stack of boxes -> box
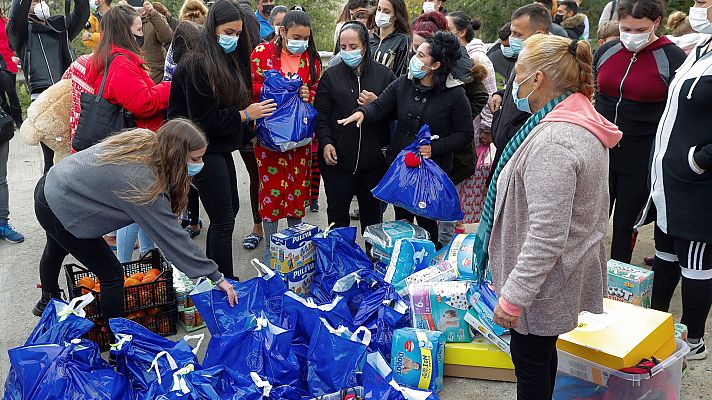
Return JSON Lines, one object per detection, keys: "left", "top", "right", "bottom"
{"left": 269, "top": 223, "right": 320, "bottom": 297}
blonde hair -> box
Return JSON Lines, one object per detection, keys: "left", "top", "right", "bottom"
{"left": 179, "top": 0, "right": 209, "bottom": 24}
{"left": 96, "top": 119, "right": 207, "bottom": 215}
{"left": 518, "top": 34, "right": 594, "bottom": 99}
{"left": 597, "top": 21, "right": 620, "bottom": 42}
{"left": 667, "top": 11, "right": 692, "bottom": 37}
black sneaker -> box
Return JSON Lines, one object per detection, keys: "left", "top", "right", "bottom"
{"left": 32, "top": 289, "right": 66, "bottom": 317}
{"left": 310, "top": 200, "right": 319, "bottom": 213}
{"left": 688, "top": 339, "right": 708, "bottom": 360}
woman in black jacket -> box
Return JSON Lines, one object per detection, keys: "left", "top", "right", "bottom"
{"left": 340, "top": 31, "right": 474, "bottom": 248}
{"left": 315, "top": 21, "right": 396, "bottom": 233}
{"left": 167, "top": 0, "right": 275, "bottom": 279}
{"left": 371, "top": 0, "right": 411, "bottom": 75}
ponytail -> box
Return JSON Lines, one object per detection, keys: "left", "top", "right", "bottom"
{"left": 447, "top": 11, "right": 478, "bottom": 43}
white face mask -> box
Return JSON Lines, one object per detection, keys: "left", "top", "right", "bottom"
{"left": 619, "top": 28, "right": 654, "bottom": 53}
{"left": 689, "top": 5, "right": 712, "bottom": 34}
{"left": 375, "top": 11, "right": 392, "bottom": 28}
{"left": 33, "top": 1, "right": 51, "bottom": 21}
{"left": 422, "top": 1, "right": 436, "bottom": 13}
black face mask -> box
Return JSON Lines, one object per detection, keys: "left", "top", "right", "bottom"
{"left": 554, "top": 14, "right": 564, "bottom": 24}
{"left": 262, "top": 4, "right": 274, "bottom": 16}
{"left": 135, "top": 35, "right": 145, "bottom": 47}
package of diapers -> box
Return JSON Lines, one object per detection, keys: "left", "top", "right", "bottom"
{"left": 409, "top": 281, "right": 473, "bottom": 343}
{"left": 384, "top": 239, "right": 436, "bottom": 284}
{"left": 365, "top": 221, "right": 430, "bottom": 258}
{"left": 391, "top": 328, "right": 445, "bottom": 393}
{"left": 394, "top": 261, "right": 459, "bottom": 297}
{"left": 443, "top": 234, "right": 478, "bottom": 279}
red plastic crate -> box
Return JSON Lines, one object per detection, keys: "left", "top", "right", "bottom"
{"left": 64, "top": 249, "right": 175, "bottom": 320}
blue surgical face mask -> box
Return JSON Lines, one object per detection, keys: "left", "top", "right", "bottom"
{"left": 187, "top": 162, "right": 204, "bottom": 177}
{"left": 286, "top": 38, "right": 309, "bottom": 55}
{"left": 512, "top": 73, "right": 536, "bottom": 114}
{"left": 501, "top": 45, "right": 514, "bottom": 58}
{"left": 341, "top": 48, "right": 363, "bottom": 68}
{"left": 409, "top": 55, "right": 428, "bottom": 79}
{"left": 218, "top": 34, "right": 238, "bottom": 53}
{"left": 508, "top": 36, "right": 524, "bottom": 56}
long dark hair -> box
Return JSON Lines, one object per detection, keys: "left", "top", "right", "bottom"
{"left": 383, "top": 0, "right": 410, "bottom": 35}
{"left": 425, "top": 31, "right": 461, "bottom": 90}
{"left": 275, "top": 10, "right": 321, "bottom": 83}
{"left": 93, "top": 5, "right": 143, "bottom": 73}
{"left": 182, "top": 0, "right": 252, "bottom": 109}
{"left": 171, "top": 20, "right": 204, "bottom": 65}
{"left": 335, "top": 20, "right": 372, "bottom": 63}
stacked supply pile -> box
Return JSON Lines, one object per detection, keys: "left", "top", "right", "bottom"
{"left": 364, "top": 221, "right": 430, "bottom": 266}
{"left": 174, "top": 267, "right": 206, "bottom": 332}
{"left": 269, "top": 222, "right": 320, "bottom": 296}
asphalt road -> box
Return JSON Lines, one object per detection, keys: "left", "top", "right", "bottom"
{"left": 1, "top": 134, "right": 710, "bottom": 398}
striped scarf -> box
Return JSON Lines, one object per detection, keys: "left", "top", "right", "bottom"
{"left": 473, "top": 92, "right": 571, "bottom": 282}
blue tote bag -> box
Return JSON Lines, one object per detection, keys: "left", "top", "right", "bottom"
{"left": 256, "top": 69, "right": 317, "bottom": 152}
{"left": 372, "top": 125, "right": 464, "bottom": 222}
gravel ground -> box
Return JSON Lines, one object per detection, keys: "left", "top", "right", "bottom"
{"left": 1, "top": 135, "right": 710, "bottom": 398}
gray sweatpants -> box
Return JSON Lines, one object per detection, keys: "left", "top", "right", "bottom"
{"left": 0, "top": 140, "right": 9, "bottom": 222}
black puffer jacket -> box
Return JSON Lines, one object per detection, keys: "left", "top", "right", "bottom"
{"left": 314, "top": 56, "right": 396, "bottom": 173}
{"left": 359, "top": 75, "right": 474, "bottom": 173}
{"left": 7, "top": 0, "right": 88, "bottom": 94}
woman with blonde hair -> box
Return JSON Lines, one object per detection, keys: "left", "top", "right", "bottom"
{"left": 666, "top": 11, "right": 704, "bottom": 55}
{"left": 33, "top": 119, "right": 237, "bottom": 328}
{"left": 180, "top": 0, "right": 209, "bottom": 25}
{"left": 472, "top": 34, "right": 622, "bottom": 398}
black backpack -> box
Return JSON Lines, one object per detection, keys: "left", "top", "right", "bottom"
{"left": 0, "top": 106, "right": 14, "bottom": 144}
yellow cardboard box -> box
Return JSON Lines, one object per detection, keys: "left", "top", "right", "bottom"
{"left": 557, "top": 298, "right": 675, "bottom": 370}
{"left": 444, "top": 338, "right": 515, "bottom": 382}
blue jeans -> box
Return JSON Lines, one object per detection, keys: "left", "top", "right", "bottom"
{"left": 116, "top": 223, "right": 155, "bottom": 263}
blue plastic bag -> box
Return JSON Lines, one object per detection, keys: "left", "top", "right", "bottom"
{"left": 311, "top": 226, "right": 373, "bottom": 303}
{"left": 24, "top": 294, "right": 95, "bottom": 346}
{"left": 190, "top": 259, "right": 287, "bottom": 334}
{"left": 144, "top": 357, "right": 272, "bottom": 400}
{"left": 362, "top": 352, "right": 438, "bottom": 400}
{"left": 203, "top": 314, "right": 301, "bottom": 389}
{"left": 282, "top": 290, "right": 354, "bottom": 346}
{"left": 109, "top": 318, "right": 202, "bottom": 396}
{"left": 353, "top": 284, "right": 411, "bottom": 362}
{"left": 332, "top": 269, "right": 389, "bottom": 316}
{"left": 391, "top": 328, "right": 446, "bottom": 393}
{"left": 372, "top": 125, "right": 464, "bottom": 222}
{"left": 6, "top": 339, "right": 129, "bottom": 400}
{"left": 256, "top": 69, "right": 317, "bottom": 152}
{"left": 307, "top": 318, "right": 372, "bottom": 397}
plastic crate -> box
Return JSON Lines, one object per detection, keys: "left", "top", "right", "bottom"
{"left": 554, "top": 338, "right": 689, "bottom": 400}
{"left": 64, "top": 249, "right": 175, "bottom": 320}
{"left": 87, "top": 305, "right": 178, "bottom": 351}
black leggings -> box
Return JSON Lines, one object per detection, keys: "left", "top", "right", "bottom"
{"left": 608, "top": 137, "right": 654, "bottom": 263}
{"left": 321, "top": 164, "right": 384, "bottom": 233}
{"left": 394, "top": 206, "right": 441, "bottom": 249}
{"left": 239, "top": 149, "right": 261, "bottom": 225}
{"left": 187, "top": 186, "right": 200, "bottom": 226}
{"left": 193, "top": 152, "right": 239, "bottom": 279}
{"left": 510, "top": 330, "right": 559, "bottom": 400}
{"left": 0, "top": 71, "right": 22, "bottom": 125}
{"left": 651, "top": 225, "right": 712, "bottom": 339}
{"left": 34, "top": 176, "right": 125, "bottom": 323}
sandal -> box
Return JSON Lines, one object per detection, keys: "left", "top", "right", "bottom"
{"left": 243, "top": 233, "right": 263, "bottom": 250}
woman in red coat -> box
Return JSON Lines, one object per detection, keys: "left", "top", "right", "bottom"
{"left": 84, "top": 4, "right": 171, "bottom": 133}
{"left": 84, "top": 4, "right": 170, "bottom": 264}
{"left": 250, "top": 9, "right": 321, "bottom": 263}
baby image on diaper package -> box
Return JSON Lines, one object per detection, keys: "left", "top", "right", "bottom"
{"left": 409, "top": 281, "right": 473, "bottom": 343}
{"left": 391, "top": 328, "right": 446, "bottom": 393}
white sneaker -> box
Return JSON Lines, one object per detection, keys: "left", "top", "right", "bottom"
{"left": 687, "top": 339, "right": 708, "bottom": 361}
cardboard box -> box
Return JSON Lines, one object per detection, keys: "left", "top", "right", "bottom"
{"left": 557, "top": 298, "right": 675, "bottom": 370}
{"left": 278, "top": 261, "right": 315, "bottom": 297}
{"left": 269, "top": 223, "right": 319, "bottom": 274}
{"left": 607, "top": 259, "right": 654, "bottom": 308}
{"left": 444, "top": 338, "right": 515, "bottom": 382}
{"left": 464, "top": 309, "right": 511, "bottom": 354}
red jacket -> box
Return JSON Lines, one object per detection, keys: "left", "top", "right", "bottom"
{"left": 85, "top": 45, "right": 170, "bottom": 132}
{"left": 250, "top": 39, "right": 321, "bottom": 103}
{"left": 0, "top": 18, "right": 18, "bottom": 74}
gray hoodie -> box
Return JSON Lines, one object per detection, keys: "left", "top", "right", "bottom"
{"left": 44, "top": 146, "right": 221, "bottom": 282}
